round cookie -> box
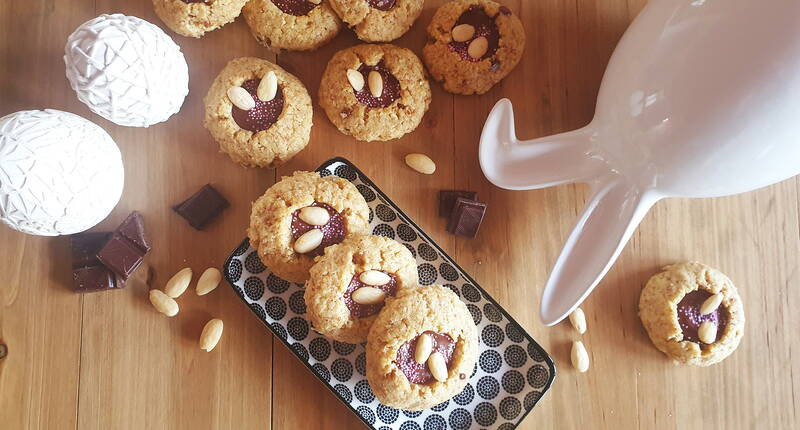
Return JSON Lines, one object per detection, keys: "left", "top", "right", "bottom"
{"left": 242, "top": 0, "right": 342, "bottom": 51}
{"left": 319, "top": 43, "right": 431, "bottom": 141}
{"left": 152, "top": 0, "right": 248, "bottom": 38}
{"left": 329, "top": 0, "right": 423, "bottom": 42}
{"left": 367, "top": 285, "right": 479, "bottom": 410}
{"left": 305, "top": 234, "right": 418, "bottom": 343}
{"left": 422, "top": 0, "right": 525, "bottom": 95}
{"left": 204, "top": 57, "right": 313, "bottom": 168}
{"left": 639, "top": 262, "right": 745, "bottom": 366}
{"left": 248, "top": 171, "right": 370, "bottom": 283}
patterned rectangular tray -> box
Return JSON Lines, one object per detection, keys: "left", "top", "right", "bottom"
{"left": 223, "top": 157, "right": 555, "bottom": 430}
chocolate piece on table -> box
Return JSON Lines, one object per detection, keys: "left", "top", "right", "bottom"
{"left": 446, "top": 197, "right": 487, "bottom": 238}
{"left": 173, "top": 184, "right": 229, "bottom": 230}
{"left": 70, "top": 232, "right": 124, "bottom": 293}
{"left": 116, "top": 211, "right": 151, "bottom": 252}
{"left": 96, "top": 211, "right": 151, "bottom": 279}
{"left": 71, "top": 232, "right": 111, "bottom": 268}
{"left": 439, "top": 190, "right": 478, "bottom": 217}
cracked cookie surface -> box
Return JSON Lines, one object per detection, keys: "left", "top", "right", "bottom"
{"left": 243, "top": 0, "right": 342, "bottom": 51}
{"left": 329, "top": 0, "right": 423, "bottom": 42}
{"left": 153, "top": 0, "right": 248, "bottom": 38}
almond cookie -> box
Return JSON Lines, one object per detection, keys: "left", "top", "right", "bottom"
{"left": 242, "top": 0, "right": 342, "bottom": 51}
{"left": 248, "top": 171, "right": 370, "bottom": 283}
{"left": 422, "top": 0, "right": 525, "bottom": 95}
{"left": 639, "top": 262, "right": 745, "bottom": 366}
{"left": 152, "top": 0, "right": 248, "bottom": 38}
{"left": 204, "top": 57, "right": 313, "bottom": 168}
{"left": 319, "top": 43, "right": 431, "bottom": 141}
{"left": 305, "top": 234, "right": 418, "bottom": 343}
{"left": 367, "top": 285, "right": 479, "bottom": 410}
{"left": 329, "top": 0, "right": 423, "bottom": 42}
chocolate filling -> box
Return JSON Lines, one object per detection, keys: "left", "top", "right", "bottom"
{"left": 394, "top": 332, "right": 456, "bottom": 385}
{"left": 343, "top": 271, "right": 398, "bottom": 317}
{"left": 290, "top": 202, "right": 347, "bottom": 256}
{"left": 271, "top": 0, "right": 318, "bottom": 16}
{"left": 231, "top": 79, "right": 285, "bottom": 132}
{"left": 353, "top": 62, "right": 401, "bottom": 108}
{"left": 448, "top": 6, "right": 500, "bottom": 61}
{"left": 367, "top": 0, "right": 396, "bottom": 11}
{"left": 677, "top": 290, "right": 728, "bottom": 343}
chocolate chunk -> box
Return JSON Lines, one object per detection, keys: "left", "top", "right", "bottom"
{"left": 70, "top": 231, "right": 124, "bottom": 293}
{"left": 116, "top": 211, "right": 151, "bottom": 253}
{"left": 96, "top": 236, "right": 145, "bottom": 280}
{"left": 368, "top": 0, "right": 396, "bottom": 11}
{"left": 71, "top": 232, "right": 111, "bottom": 268}
{"left": 173, "top": 184, "right": 229, "bottom": 230}
{"left": 439, "top": 190, "right": 478, "bottom": 217}
{"left": 73, "top": 265, "right": 124, "bottom": 293}
{"left": 271, "top": 0, "right": 318, "bottom": 17}
{"left": 446, "top": 197, "right": 487, "bottom": 238}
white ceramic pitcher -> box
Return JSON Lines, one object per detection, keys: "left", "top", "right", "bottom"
{"left": 479, "top": 0, "right": 800, "bottom": 325}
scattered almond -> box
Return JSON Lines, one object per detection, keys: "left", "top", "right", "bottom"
{"left": 451, "top": 24, "right": 476, "bottom": 42}
{"left": 414, "top": 334, "right": 433, "bottom": 364}
{"left": 351, "top": 287, "right": 386, "bottom": 305}
{"left": 569, "top": 308, "right": 587, "bottom": 334}
{"left": 293, "top": 229, "right": 323, "bottom": 254}
{"left": 404, "top": 153, "right": 436, "bottom": 174}
{"left": 467, "top": 36, "right": 489, "bottom": 59}
{"left": 346, "top": 68, "right": 364, "bottom": 92}
{"left": 571, "top": 340, "right": 589, "bottom": 372}
{"left": 227, "top": 86, "right": 256, "bottom": 110}
{"left": 359, "top": 270, "right": 391, "bottom": 286}
{"left": 368, "top": 70, "right": 383, "bottom": 98}
{"left": 427, "top": 351, "right": 448, "bottom": 382}
{"left": 698, "top": 321, "right": 717, "bottom": 344}
{"left": 299, "top": 206, "right": 330, "bottom": 226}
{"left": 149, "top": 289, "right": 179, "bottom": 317}
{"left": 196, "top": 267, "right": 222, "bottom": 296}
{"left": 164, "top": 267, "right": 193, "bottom": 298}
{"left": 257, "top": 70, "right": 278, "bottom": 101}
{"left": 199, "top": 318, "right": 224, "bottom": 352}
{"left": 700, "top": 293, "right": 723, "bottom": 315}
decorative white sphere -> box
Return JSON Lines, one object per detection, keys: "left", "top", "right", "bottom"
{"left": 64, "top": 14, "right": 189, "bottom": 128}
{"left": 0, "top": 110, "right": 124, "bottom": 236}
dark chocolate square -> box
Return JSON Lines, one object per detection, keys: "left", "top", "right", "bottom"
{"left": 446, "top": 197, "right": 487, "bottom": 238}
{"left": 439, "top": 190, "right": 478, "bottom": 217}
{"left": 173, "top": 184, "right": 229, "bottom": 230}
{"left": 70, "top": 232, "right": 111, "bottom": 268}
{"left": 72, "top": 265, "right": 124, "bottom": 293}
{"left": 96, "top": 235, "right": 145, "bottom": 280}
{"left": 116, "top": 211, "right": 151, "bottom": 253}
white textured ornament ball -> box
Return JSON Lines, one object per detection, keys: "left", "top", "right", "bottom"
{"left": 64, "top": 14, "right": 189, "bottom": 127}
{"left": 0, "top": 110, "right": 124, "bottom": 236}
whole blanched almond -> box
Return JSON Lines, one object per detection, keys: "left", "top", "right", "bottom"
{"left": 359, "top": 270, "right": 391, "bottom": 286}
{"left": 299, "top": 206, "right": 330, "bottom": 226}
{"left": 309, "top": 0, "right": 322, "bottom": 4}
{"left": 467, "top": 36, "right": 489, "bottom": 59}
{"left": 199, "top": 318, "right": 224, "bottom": 352}
{"left": 227, "top": 86, "right": 256, "bottom": 110}
{"left": 196, "top": 267, "right": 222, "bottom": 296}
{"left": 405, "top": 153, "right": 436, "bottom": 174}
{"left": 368, "top": 70, "right": 383, "bottom": 98}
{"left": 571, "top": 340, "right": 589, "bottom": 372}
{"left": 164, "top": 267, "right": 193, "bottom": 298}
{"left": 414, "top": 334, "right": 433, "bottom": 364}
{"left": 346, "top": 68, "right": 364, "bottom": 91}
{"left": 698, "top": 321, "right": 717, "bottom": 344}
{"left": 569, "top": 308, "right": 587, "bottom": 334}
{"left": 257, "top": 70, "right": 278, "bottom": 101}
{"left": 427, "top": 351, "right": 448, "bottom": 382}
{"left": 351, "top": 287, "right": 386, "bottom": 305}
{"left": 700, "top": 293, "right": 723, "bottom": 315}
{"left": 451, "top": 24, "right": 475, "bottom": 42}
{"left": 293, "top": 229, "right": 323, "bottom": 254}
{"left": 149, "top": 289, "right": 179, "bottom": 317}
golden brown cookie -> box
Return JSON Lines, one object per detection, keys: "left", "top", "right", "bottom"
{"left": 367, "top": 285, "right": 479, "bottom": 410}
{"left": 204, "top": 57, "right": 313, "bottom": 168}
{"left": 152, "top": 0, "right": 248, "bottom": 38}
{"left": 329, "top": 0, "right": 423, "bottom": 42}
{"left": 242, "top": 0, "right": 342, "bottom": 51}
{"left": 248, "top": 171, "right": 370, "bottom": 283}
{"left": 305, "top": 234, "right": 418, "bottom": 343}
{"left": 319, "top": 43, "right": 431, "bottom": 141}
{"left": 639, "top": 262, "right": 745, "bottom": 366}
{"left": 423, "top": 0, "right": 525, "bottom": 95}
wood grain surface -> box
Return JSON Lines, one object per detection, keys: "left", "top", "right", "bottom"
{"left": 1, "top": 0, "right": 798, "bottom": 429}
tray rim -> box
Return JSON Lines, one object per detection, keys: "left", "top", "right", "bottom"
{"left": 222, "top": 156, "right": 556, "bottom": 429}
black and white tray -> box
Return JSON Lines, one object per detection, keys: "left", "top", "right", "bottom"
{"left": 223, "top": 158, "right": 555, "bottom": 430}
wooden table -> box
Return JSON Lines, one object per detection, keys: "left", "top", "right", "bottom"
{"left": 1, "top": 0, "right": 798, "bottom": 428}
